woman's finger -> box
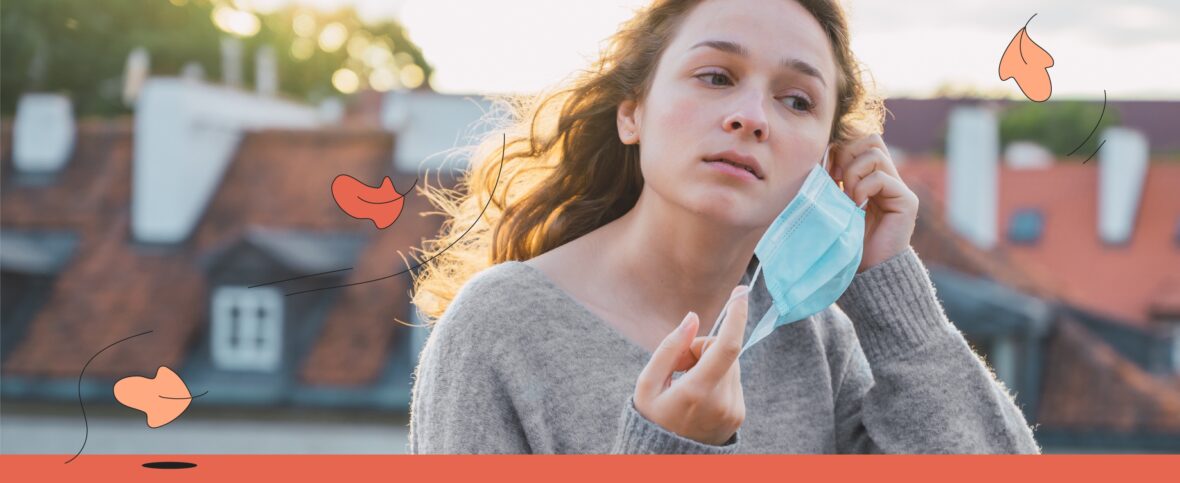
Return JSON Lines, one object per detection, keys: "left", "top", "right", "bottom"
{"left": 636, "top": 312, "right": 698, "bottom": 402}
{"left": 668, "top": 337, "right": 712, "bottom": 375}
{"left": 839, "top": 147, "right": 896, "bottom": 203}
{"left": 690, "top": 337, "right": 714, "bottom": 363}
{"left": 714, "top": 342, "right": 744, "bottom": 395}
{"left": 684, "top": 285, "right": 749, "bottom": 387}
{"left": 830, "top": 133, "right": 886, "bottom": 178}
{"left": 850, "top": 170, "right": 911, "bottom": 210}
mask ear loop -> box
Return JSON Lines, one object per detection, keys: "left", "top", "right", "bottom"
{"left": 707, "top": 262, "right": 762, "bottom": 340}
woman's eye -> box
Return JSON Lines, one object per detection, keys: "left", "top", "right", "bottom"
{"left": 780, "top": 95, "right": 814, "bottom": 112}
{"left": 696, "top": 72, "right": 732, "bottom": 87}
{"left": 696, "top": 71, "right": 814, "bottom": 113}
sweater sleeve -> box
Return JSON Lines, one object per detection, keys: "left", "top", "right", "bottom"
{"left": 830, "top": 246, "right": 1042, "bottom": 454}
{"left": 611, "top": 395, "right": 741, "bottom": 454}
{"left": 407, "top": 282, "right": 531, "bottom": 454}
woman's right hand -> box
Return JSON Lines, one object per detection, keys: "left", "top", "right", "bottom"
{"left": 632, "top": 285, "right": 750, "bottom": 446}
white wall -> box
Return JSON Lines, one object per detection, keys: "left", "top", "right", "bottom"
{"left": 132, "top": 78, "right": 320, "bottom": 243}
{"left": 1098, "top": 127, "right": 1149, "bottom": 245}
{"left": 946, "top": 106, "right": 999, "bottom": 250}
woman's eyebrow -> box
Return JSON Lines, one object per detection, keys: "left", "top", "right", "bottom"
{"left": 689, "top": 39, "right": 826, "bottom": 88}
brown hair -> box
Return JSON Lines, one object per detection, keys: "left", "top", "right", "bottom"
{"left": 409, "top": 0, "right": 883, "bottom": 322}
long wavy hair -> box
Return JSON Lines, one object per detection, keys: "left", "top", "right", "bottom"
{"left": 409, "top": 0, "right": 884, "bottom": 323}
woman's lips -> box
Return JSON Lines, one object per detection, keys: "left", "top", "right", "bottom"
{"left": 703, "top": 159, "right": 761, "bottom": 182}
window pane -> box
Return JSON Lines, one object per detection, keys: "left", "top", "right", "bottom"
{"left": 210, "top": 286, "right": 283, "bottom": 372}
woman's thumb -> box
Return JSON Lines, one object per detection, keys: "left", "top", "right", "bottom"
{"left": 636, "top": 312, "right": 697, "bottom": 401}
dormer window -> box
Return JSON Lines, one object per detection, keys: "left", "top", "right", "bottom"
{"left": 211, "top": 286, "right": 283, "bottom": 372}
{"left": 1008, "top": 208, "right": 1044, "bottom": 245}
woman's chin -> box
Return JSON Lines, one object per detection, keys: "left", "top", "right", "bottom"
{"left": 675, "top": 189, "right": 762, "bottom": 227}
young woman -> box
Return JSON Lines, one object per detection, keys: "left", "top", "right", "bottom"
{"left": 407, "top": 0, "right": 1040, "bottom": 454}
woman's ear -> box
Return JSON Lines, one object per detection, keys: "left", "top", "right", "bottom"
{"left": 825, "top": 142, "right": 841, "bottom": 179}
{"left": 617, "top": 99, "right": 641, "bottom": 145}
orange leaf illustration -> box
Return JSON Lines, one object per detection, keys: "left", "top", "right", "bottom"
{"left": 331, "top": 174, "right": 409, "bottom": 229}
{"left": 113, "top": 366, "right": 196, "bottom": 428}
{"left": 999, "top": 14, "right": 1054, "bottom": 102}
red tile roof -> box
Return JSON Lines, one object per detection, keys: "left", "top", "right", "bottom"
{"left": 2, "top": 119, "right": 205, "bottom": 379}
{"left": 899, "top": 160, "right": 1180, "bottom": 329}
{"left": 2, "top": 120, "right": 444, "bottom": 387}
{"left": 191, "top": 128, "right": 438, "bottom": 386}
{"left": 901, "top": 167, "right": 1062, "bottom": 301}
{"left": 1038, "top": 315, "right": 1180, "bottom": 433}
{"left": 900, "top": 162, "right": 1180, "bottom": 434}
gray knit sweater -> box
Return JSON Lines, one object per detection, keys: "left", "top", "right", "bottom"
{"left": 408, "top": 246, "right": 1041, "bottom": 454}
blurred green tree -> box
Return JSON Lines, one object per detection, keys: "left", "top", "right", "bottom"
{"left": 1, "top": 0, "right": 433, "bottom": 117}
{"left": 999, "top": 99, "right": 1121, "bottom": 158}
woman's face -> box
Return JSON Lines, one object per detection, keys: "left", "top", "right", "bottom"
{"left": 619, "top": 0, "right": 840, "bottom": 229}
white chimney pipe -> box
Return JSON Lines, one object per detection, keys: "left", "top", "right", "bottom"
{"left": 132, "top": 78, "right": 320, "bottom": 243}
{"left": 255, "top": 45, "right": 277, "bottom": 97}
{"left": 13, "top": 94, "right": 75, "bottom": 174}
{"left": 221, "top": 37, "right": 243, "bottom": 87}
{"left": 1098, "top": 127, "right": 1149, "bottom": 245}
{"left": 123, "top": 47, "right": 150, "bottom": 106}
{"left": 946, "top": 105, "right": 999, "bottom": 249}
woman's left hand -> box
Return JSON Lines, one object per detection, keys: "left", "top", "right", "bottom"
{"left": 828, "top": 133, "right": 919, "bottom": 274}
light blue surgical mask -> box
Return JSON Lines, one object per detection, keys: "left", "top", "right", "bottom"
{"left": 708, "top": 146, "right": 867, "bottom": 355}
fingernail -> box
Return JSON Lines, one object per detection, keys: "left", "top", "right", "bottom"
{"left": 732, "top": 285, "right": 750, "bottom": 299}
{"left": 679, "top": 312, "right": 697, "bottom": 332}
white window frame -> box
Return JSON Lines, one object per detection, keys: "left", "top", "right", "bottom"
{"left": 211, "top": 285, "right": 283, "bottom": 372}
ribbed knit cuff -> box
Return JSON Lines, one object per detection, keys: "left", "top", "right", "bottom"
{"left": 836, "top": 246, "right": 955, "bottom": 366}
{"left": 610, "top": 396, "right": 740, "bottom": 454}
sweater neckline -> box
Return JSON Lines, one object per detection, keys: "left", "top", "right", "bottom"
{"left": 508, "top": 260, "right": 764, "bottom": 360}
{"left": 510, "top": 261, "right": 658, "bottom": 360}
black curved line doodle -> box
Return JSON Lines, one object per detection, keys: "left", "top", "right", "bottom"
{"left": 358, "top": 176, "right": 417, "bottom": 204}
{"left": 248, "top": 267, "right": 353, "bottom": 288}
{"left": 159, "top": 390, "right": 209, "bottom": 400}
{"left": 1019, "top": 13, "right": 1037, "bottom": 64}
{"left": 1084, "top": 139, "right": 1106, "bottom": 164}
{"left": 1068, "top": 89, "right": 1107, "bottom": 158}
{"left": 283, "top": 133, "right": 507, "bottom": 297}
{"left": 66, "top": 330, "right": 153, "bottom": 464}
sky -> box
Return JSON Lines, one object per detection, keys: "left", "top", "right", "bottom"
{"left": 257, "top": 0, "right": 1180, "bottom": 100}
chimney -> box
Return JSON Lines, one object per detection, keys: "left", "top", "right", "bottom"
{"left": 1098, "top": 127, "right": 1149, "bottom": 245}
{"left": 255, "top": 45, "right": 277, "bottom": 97}
{"left": 132, "top": 78, "right": 321, "bottom": 243}
{"left": 946, "top": 105, "right": 999, "bottom": 249}
{"left": 122, "top": 47, "right": 150, "bottom": 106}
{"left": 13, "top": 93, "right": 75, "bottom": 174}
{"left": 221, "top": 37, "right": 243, "bottom": 87}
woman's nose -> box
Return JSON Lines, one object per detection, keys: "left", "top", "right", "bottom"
{"left": 722, "top": 98, "right": 769, "bottom": 142}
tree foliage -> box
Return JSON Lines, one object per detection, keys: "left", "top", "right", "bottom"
{"left": 999, "top": 99, "right": 1121, "bottom": 158}
{"left": 1, "top": 0, "right": 433, "bottom": 117}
